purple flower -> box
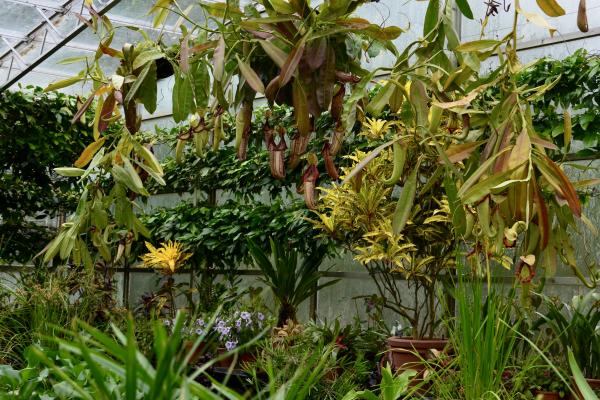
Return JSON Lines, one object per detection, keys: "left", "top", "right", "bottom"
{"left": 225, "top": 341, "right": 238, "bottom": 351}
{"left": 240, "top": 312, "right": 251, "bottom": 320}
{"left": 163, "top": 320, "right": 172, "bottom": 327}
{"left": 236, "top": 319, "right": 242, "bottom": 328}
{"left": 195, "top": 328, "right": 204, "bottom": 335}
{"left": 257, "top": 312, "right": 265, "bottom": 321}
{"left": 196, "top": 319, "right": 205, "bottom": 327}
{"left": 217, "top": 319, "right": 226, "bottom": 327}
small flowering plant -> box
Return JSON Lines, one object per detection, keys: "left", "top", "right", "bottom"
{"left": 162, "top": 310, "right": 272, "bottom": 352}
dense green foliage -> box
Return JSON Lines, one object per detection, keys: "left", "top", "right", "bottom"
{"left": 142, "top": 198, "right": 325, "bottom": 270}
{"left": 519, "top": 49, "right": 600, "bottom": 154}
{"left": 148, "top": 105, "right": 367, "bottom": 199}
{"left": 0, "top": 87, "right": 93, "bottom": 263}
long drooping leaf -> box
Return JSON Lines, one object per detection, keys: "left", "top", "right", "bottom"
{"left": 259, "top": 39, "right": 288, "bottom": 68}
{"left": 342, "top": 139, "right": 398, "bottom": 185}
{"left": 392, "top": 165, "right": 418, "bottom": 235}
{"left": 456, "top": 0, "right": 474, "bottom": 19}
{"left": 75, "top": 137, "right": 107, "bottom": 168}
{"left": 279, "top": 39, "right": 306, "bottom": 86}
{"left": 292, "top": 79, "right": 310, "bottom": 136}
{"left": 533, "top": 153, "right": 581, "bottom": 217}
{"left": 536, "top": 0, "right": 566, "bottom": 17}
{"left": 236, "top": 55, "right": 265, "bottom": 94}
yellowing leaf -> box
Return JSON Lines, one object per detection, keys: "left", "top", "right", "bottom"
{"left": 518, "top": 7, "right": 557, "bottom": 36}
{"left": 455, "top": 39, "right": 500, "bottom": 52}
{"left": 563, "top": 110, "right": 572, "bottom": 152}
{"left": 536, "top": 0, "right": 565, "bottom": 17}
{"left": 74, "top": 137, "right": 106, "bottom": 168}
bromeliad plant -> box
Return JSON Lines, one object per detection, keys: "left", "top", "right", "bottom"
{"left": 140, "top": 241, "right": 192, "bottom": 319}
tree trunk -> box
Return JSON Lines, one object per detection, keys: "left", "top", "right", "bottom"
{"left": 277, "top": 303, "right": 297, "bottom": 327}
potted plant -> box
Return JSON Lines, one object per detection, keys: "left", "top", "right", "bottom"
{"left": 247, "top": 237, "right": 338, "bottom": 326}
{"left": 526, "top": 366, "right": 570, "bottom": 400}
{"left": 535, "top": 291, "right": 600, "bottom": 398}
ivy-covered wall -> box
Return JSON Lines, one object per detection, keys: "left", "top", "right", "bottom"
{"left": 0, "top": 87, "right": 93, "bottom": 264}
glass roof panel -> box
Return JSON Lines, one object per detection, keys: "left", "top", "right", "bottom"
{"left": 1, "top": 0, "right": 599, "bottom": 94}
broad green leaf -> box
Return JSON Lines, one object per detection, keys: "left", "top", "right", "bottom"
{"left": 457, "top": 146, "right": 512, "bottom": 198}
{"left": 134, "top": 142, "right": 164, "bottom": 175}
{"left": 124, "top": 61, "right": 152, "bottom": 106}
{"left": 569, "top": 349, "right": 599, "bottom": 400}
{"left": 423, "top": 0, "right": 440, "bottom": 37}
{"left": 191, "top": 61, "right": 210, "bottom": 108}
{"left": 138, "top": 61, "right": 158, "bottom": 114}
{"left": 269, "top": 0, "right": 295, "bottom": 14}
{"left": 460, "top": 168, "right": 516, "bottom": 204}
{"left": 172, "top": 71, "right": 194, "bottom": 123}
{"left": 132, "top": 49, "right": 164, "bottom": 70}
{"left": 456, "top": 0, "right": 474, "bottom": 19}
{"left": 366, "top": 81, "right": 395, "bottom": 116}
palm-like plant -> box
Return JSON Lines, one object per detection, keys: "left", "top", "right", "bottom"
{"left": 247, "top": 238, "right": 338, "bottom": 326}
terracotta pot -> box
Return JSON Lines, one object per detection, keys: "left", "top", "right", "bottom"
{"left": 183, "top": 340, "right": 208, "bottom": 365}
{"left": 386, "top": 336, "right": 449, "bottom": 372}
{"left": 570, "top": 377, "right": 600, "bottom": 400}
{"left": 216, "top": 348, "right": 256, "bottom": 369}
{"left": 533, "top": 390, "right": 561, "bottom": 400}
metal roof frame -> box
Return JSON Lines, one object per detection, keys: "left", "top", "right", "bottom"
{"left": 0, "top": 0, "right": 123, "bottom": 92}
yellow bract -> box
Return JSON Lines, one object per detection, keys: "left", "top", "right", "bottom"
{"left": 140, "top": 241, "right": 192, "bottom": 274}
{"left": 360, "top": 117, "right": 396, "bottom": 141}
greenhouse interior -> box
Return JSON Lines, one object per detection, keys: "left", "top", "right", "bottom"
{"left": 1, "top": 0, "right": 600, "bottom": 398}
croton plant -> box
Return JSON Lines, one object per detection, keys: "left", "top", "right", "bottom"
{"left": 43, "top": 0, "right": 597, "bottom": 306}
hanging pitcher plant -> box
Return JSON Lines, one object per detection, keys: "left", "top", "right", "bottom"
{"left": 312, "top": 0, "right": 598, "bottom": 314}
{"left": 42, "top": 17, "right": 167, "bottom": 267}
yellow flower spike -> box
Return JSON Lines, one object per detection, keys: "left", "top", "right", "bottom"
{"left": 140, "top": 240, "right": 192, "bottom": 275}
